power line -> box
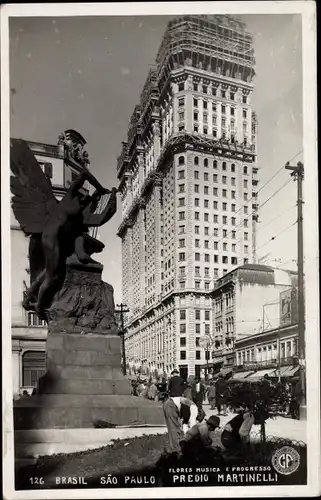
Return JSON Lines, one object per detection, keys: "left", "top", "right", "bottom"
{"left": 255, "top": 204, "right": 296, "bottom": 233}
{"left": 248, "top": 221, "right": 297, "bottom": 261}
{"left": 195, "top": 149, "right": 303, "bottom": 254}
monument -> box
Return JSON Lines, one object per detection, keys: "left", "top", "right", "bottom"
{"left": 12, "top": 133, "right": 164, "bottom": 430}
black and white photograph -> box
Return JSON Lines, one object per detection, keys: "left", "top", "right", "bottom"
{"left": 1, "top": 2, "right": 319, "bottom": 498}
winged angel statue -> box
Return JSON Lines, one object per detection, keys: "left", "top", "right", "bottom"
{"left": 10, "top": 138, "right": 117, "bottom": 320}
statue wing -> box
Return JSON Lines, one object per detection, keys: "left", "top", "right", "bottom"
{"left": 10, "top": 138, "right": 58, "bottom": 234}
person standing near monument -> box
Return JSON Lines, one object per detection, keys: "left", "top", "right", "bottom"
{"left": 168, "top": 369, "right": 186, "bottom": 409}
{"left": 215, "top": 374, "right": 228, "bottom": 416}
{"left": 207, "top": 380, "right": 216, "bottom": 410}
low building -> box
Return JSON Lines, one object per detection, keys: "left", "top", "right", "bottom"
{"left": 234, "top": 323, "right": 299, "bottom": 381}
{"left": 208, "top": 264, "right": 298, "bottom": 372}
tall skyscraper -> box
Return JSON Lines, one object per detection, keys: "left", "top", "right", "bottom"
{"left": 117, "top": 15, "right": 258, "bottom": 379}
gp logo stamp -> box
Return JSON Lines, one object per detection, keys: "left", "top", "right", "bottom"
{"left": 271, "top": 446, "right": 300, "bottom": 475}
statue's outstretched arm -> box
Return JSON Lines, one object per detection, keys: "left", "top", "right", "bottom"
{"left": 85, "top": 188, "right": 117, "bottom": 227}
{"left": 69, "top": 168, "right": 107, "bottom": 195}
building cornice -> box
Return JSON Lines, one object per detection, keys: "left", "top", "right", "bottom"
{"left": 235, "top": 324, "right": 298, "bottom": 348}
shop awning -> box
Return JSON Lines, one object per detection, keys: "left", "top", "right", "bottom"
{"left": 271, "top": 365, "right": 301, "bottom": 378}
{"left": 246, "top": 368, "right": 276, "bottom": 381}
{"left": 232, "top": 371, "right": 254, "bottom": 381}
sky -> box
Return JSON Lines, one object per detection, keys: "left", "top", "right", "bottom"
{"left": 9, "top": 14, "right": 303, "bottom": 304}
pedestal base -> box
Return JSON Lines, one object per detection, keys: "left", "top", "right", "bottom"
{"left": 14, "top": 333, "right": 164, "bottom": 428}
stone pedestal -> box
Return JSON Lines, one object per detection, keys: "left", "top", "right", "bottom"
{"left": 14, "top": 265, "right": 165, "bottom": 430}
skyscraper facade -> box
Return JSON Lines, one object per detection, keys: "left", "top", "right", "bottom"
{"left": 117, "top": 15, "right": 258, "bottom": 379}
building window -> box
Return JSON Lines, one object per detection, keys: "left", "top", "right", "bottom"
{"left": 232, "top": 244, "right": 236, "bottom": 252}
{"left": 214, "top": 243, "right": 218, "bottom": 251}
{"left": 213, "top": 160, "right": 217, "bottom": 169}
{"left": 179, "top": 211, "right": 185, "bottom": 220}
{"left": 244, "top": 180, "right": 248, "bottom": 189}
{"left": 231, "top": 191, "right": 236, "bottom": 199}
{"left": 193, "top": 98, "right": 198, "bottom": 107}
{"left": 179, "top": 238, "right": 185, "bottom": 248}
{"left": 244, "top": 219, "right": 248, "bottom": 228}
{"left": 213, "top": 215, "right": 218, "bottom": 223}
{"left": 41, "top": 162, "right": 53, "bottom": 179}
{"left": 205, "top": 310, "right": 210, "bottom": 321}
{"left": 180, "top": 310, "right": 186, "bottom": 320}
{"left": 204, "top": 186, "right": 209, "bottom": 195}
{"left": 178, "top": 82, "right": 185, "bottom": 91}
{"left": 178, "top": 170, "right": 185, "bottom": 179}
{"left": 195, "top": 212, "right": 200, "bottom": 220}
{"left": 231, "top": 177, "right": 236, "bottom": 186}
{"left": 179, "top": 184, "right": 185, "bottom": 193}
{"left": 178, "top": 111, "right": 185, "bottom": 121}
{"left": 213, "top": 188, "right": 218, "bottom": 196}
{"left": 243, "top": 109, "right": 247, "bottom": 118}
{"left": 204, "top": 200, "right": 209, "bottom": 209}
{"left": 194, "top": 156, "right": 199, "bottom": 166}
{"left": 180, "top": 337, "right": 186, "bottom": 347}
{"left": 194, "top": 125, "right": 199, "bottom": 133}
{"left": 214, "top": 254, "right": 218, "bottom": 263}
{"left": 204, "top": 158, "right": 209, "bottom": 167}
{"left": 222, "top": 105, "right": 226, "bottom": 114}
{"left": 194, "top": 111, "right": 199, "bottom": 121}
{"left": 195, "top": 225, "right": 200, "bottom": 234}
{"left": 22, "top": 351, "right": 46, "bottom": 387}
{"left": 204, "top": 267, "right": 209, "bottom": 277}
{"left": 195, "top": 266, "right": 200, "bottom": 276}
{"left": 195, "top": 281, "right": 200, "bottom": 289}
{"left": 213, "top": 201, "right": 218, "bottom": 210}
{"left": 179, "top": 198, "right": 185, "bottom": 206}
{"left": 180, "top": 323, "right": 186, "bottom": 334}
{"left": 203, "top": 113, "right": 208, "bottom": 123}
{"left": 213, "top": 228, "right": 218, "bottom": 236}
{"left": 194, "top": 184, "right": 199, "bottom": 193}
{"left": 222, "top": 202, "right": 227, "bottom": 211}
{"left": 179, "top": 252, "right": 186, "bottom": 261}
{"left": 179, "top": 266, "right": 185, "bottom": 275}
{"left": 178, "top": 124, "right": 185, "bottom": 132}
{"left": 195, "top": 309, "right": 201, "bottom": 320}
{"left": 244, "top": 245, "right": 248, "bottom": 254}
{"left": 196, "top": 351, "right": 201, "bottom": 360}
{"left": 244, "top": 232, "right": 248, "bottom": 241}
{"left": 180, "top": 351, "right": 186, "bottom": 360}
{"left": 243, "top": 166, "right": 248, "bottom": 175}
{"left": 179, "top": 225, "right": 185, "bottom": 234}
{"left": 223, "top": 243, "right": 227, "bottom": 251}
{"left": 178, "top": 97, "right": 185, "bottom": 107}
{"left": 222, "top": 256, "right": 228, "bottom": 264}
{"left": 231, "top": 217, "right": 236, "bottom": 226}
{"left": 244, "top": 193, "right": 248, "bottom": 201}
{"left": 223, "top": 229, "right": 227, "bottom": 237}
{"left": 204, "top": 172, "right": 209, "bottom": 182}
{"left": 204, "top": 240, "right": 209, "bottom": 249}
{"left": 222, "top": 190, "right": 227, "bottom": 198}
{"left": 243, "top": 95, "right": 247, "bottom": 104}
{"left": 231, "top": 163, "right": 236, "bottom": 172}
{"left": 195, "top": 252, "right": 200, "bottom": 261}
{"left": 231, "top": 257, "right": 238, "bottom": 265}
{"left": 204, "top": 254, "right": 210, "bottom": 262}
{"left": 194, "top": 171, "right": 199, "bottom": 179}
{"left": 230, "top": 106, "right": 235, "bottom": 114}
{"left": 244, "top": 206, "right": 248, "bottom": 214}
{"left": 194, "top": 198, "right": 200, "bottom": 207}
{"left": 203, "top": 127, "right": 208, "bottom": 134}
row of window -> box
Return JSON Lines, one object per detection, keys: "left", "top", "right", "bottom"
{"left": 179, "top": 173, "right": 252, "bottom": 188}
{"left": 179, "top": 323, "right": 211, "bottom": 334}
{"left": 179, "top": 238, "right": 245, "bottom": 252}
{"left": 177, "top": 156, "right": 255, "bottom": 174}
{"left": 177, "top": 83, "right": 248, "bottom": 103}
{"left": 179, "top": 309, "right": 211, "bottom": 321}
{"left": 178, "top": 252, "right": 244, "bottom": 263}
{"left": 179, "top": 226, "right": 249, "bottom": 239}
{"left": 178, "top": 210, "right": 251, "bottom": 224}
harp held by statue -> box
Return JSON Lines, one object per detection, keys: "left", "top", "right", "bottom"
{"left": 88, "top": 191, "right": 111, "bottom": 240}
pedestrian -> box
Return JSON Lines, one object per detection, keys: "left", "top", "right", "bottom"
{"left": 184, "top": 382, "right": 193, "bottom": 401}
{"left": 207, "top": 380, "right": 216, "bottom": 410}
{"left": 215, "top": 374, "right": 228, "bottom": 416}
{"left": 192, "top": 377, "right": 205, "bottom": 411}
{"left": 179, "top": 415, "right": 221, "bottom": 461}
{"left": 180, "top": 396, "right": 199, "bottom": 433}
{"left": 163, "top": 397, "right": 184, "bottom": 454}
{"left": 220, "top": 407, "right": 260, "bottom": 453}
{"left": 148, "top": 380, "right": 157, "bottom": 401}
{"left": 168, "top": 369, "right": 186, "bottom": 410}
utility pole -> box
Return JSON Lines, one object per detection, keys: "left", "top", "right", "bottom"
{"left": 115, "top": 303, "right": 130, "bottom": 376}
{"left": 285, "top": 161, "right": 305, "bottom": 419}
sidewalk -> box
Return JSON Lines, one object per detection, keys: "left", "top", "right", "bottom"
{"left": 203, "top": 404, "right": 307, "bottom": 443}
